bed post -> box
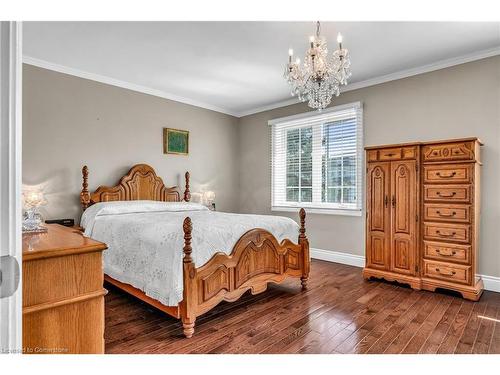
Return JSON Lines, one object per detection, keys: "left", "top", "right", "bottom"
{"left": 181, "top": 217, "right": 197, "bottom": 338}
{"left": 184, "top": 171, "right": 191, "bottom": 202}
{"left": 299, "top": 208, "right": 310, "bottom": 290}
{"left": 80, "top": 165, "right": 91, "bottom": 211}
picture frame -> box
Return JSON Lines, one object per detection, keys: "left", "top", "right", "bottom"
{"left": 163, "top": 128, "right": 189, "bottom": 155}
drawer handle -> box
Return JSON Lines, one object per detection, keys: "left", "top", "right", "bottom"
{"left": 436, "top": 210, "right": 456, "bottom": 217}
{"left": 432, "top": 151, "right": 438, "bottom": 156}
{"left": 435, "top": 268, "right": 456, "bottom": 276}
{"left": 436, "top": 230, "right": 456, "bottom": 237}
{"left": 385, "top": 153, "right": 395, "bottom": 157}
{"left": 436, "top": 171, "right": 457, "bottom": 178}
{"left": 436, "top": 191, "right": 456, "bottom": 198}
{"left": 435, "top": 249, "right": 457, "bottom": 256}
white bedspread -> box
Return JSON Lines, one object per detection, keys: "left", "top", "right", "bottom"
{"left": 81, "top": 201, "right": 299, "bottom": 306}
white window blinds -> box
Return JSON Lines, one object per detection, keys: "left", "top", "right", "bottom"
{"left": 270, "top": 102, "right": 363, "bottom": 214}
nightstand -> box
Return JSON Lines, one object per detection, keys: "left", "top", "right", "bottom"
{"left": 22, "top": 224, "right": 107, "bottom": 354}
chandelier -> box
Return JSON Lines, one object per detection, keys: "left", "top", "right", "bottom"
{"left": 284, "top": 21, "right": 352, "bottom": 110}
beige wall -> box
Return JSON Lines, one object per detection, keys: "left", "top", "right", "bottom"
{"left": 238, "top": 56, "right": 500, "bottom": 277}
{"left": 23, "top": 64, "right": 240, "bottom": 222}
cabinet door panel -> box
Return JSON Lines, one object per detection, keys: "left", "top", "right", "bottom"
{"left": 390, "top": 160, "right": 417, "bottom": 275}
{"left": 366, "top": 163, "right": 391, "bottom": 270}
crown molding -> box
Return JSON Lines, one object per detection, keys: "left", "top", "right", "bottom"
{"left": 24, "top": 46, "right": 500, "bottom": 119}
{"left": 239, "top": 46, "right": 500, "bottom": 117}
{"left": 237, "top": 97, "right": 301, "bottom": 118}
{"left": 22, "top": 56, "right": 239, "bottom": 117}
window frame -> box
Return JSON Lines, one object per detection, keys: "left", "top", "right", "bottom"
{"left": 269, "top": 102, "right": 364, "bottom": 216}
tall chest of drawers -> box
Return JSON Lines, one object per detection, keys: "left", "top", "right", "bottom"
{"left": 364, "top": 138, "right": 483, "bottom": 301}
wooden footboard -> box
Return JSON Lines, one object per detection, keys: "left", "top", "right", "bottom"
{"left": 180, "top": 209, "right": 310, "bottom": 338}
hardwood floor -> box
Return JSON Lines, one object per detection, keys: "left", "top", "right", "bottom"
{"left": 104, "top": 260, "right": 500, "bottom": 354}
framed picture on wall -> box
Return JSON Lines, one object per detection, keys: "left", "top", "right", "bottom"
{"left": 163, "top": 128, "right": 189, "bottom": 155}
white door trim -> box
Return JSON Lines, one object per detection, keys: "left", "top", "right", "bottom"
{"left": 0, "top": 21, "right": 22, "bottom": 354}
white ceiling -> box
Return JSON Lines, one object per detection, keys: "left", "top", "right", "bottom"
{"left": 23, "top": 22, "right": 500, "bottom": 117}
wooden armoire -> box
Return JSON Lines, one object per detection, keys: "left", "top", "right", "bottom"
{"left": 363, "top": 138, "right": 483, "bottom": 301}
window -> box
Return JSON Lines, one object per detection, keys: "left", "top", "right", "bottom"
{"left": 270, "top": 102, "right": 363, "bottom": 215}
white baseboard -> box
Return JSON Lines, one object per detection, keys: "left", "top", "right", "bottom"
{"left": 480, "top": 275, "right": 500, "bottom": 293}
{"left": 311, "top": 248, "right": 365, "bottom": 268}
{"left": 310, "top": 248, "right": 500, "bottom": 293}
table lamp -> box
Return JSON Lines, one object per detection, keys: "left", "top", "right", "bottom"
{"left": 22, "top": 187, "right": 47, "bottom": 233}
{"left": 203, "top": 191, "right": 216, "bottom": 211}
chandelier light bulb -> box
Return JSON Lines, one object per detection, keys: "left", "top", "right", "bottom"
{"left": 337, "top": 32, "right": 343, "bottom": 44}
{"left": 295, "top": 58, "right": 300, "bottom": 65}
{"left": 288, "top": 48, "right": 294, "bottom": 56}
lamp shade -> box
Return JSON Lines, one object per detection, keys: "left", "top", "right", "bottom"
{"left": 23, "top": 187, "right": 46, "bottom": 209}
{"left": 204, "top": 191, "right": 216, "bottom": 202}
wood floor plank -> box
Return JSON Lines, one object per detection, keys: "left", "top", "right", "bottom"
{"left": 384, "top": 293, "right": 441, "bottom": 354}
{"left": 347, "top": 289, "right": 417, "bottom": 354}
{"left": 366, "top": 292, "right": 430, "bottom": 354}
{"left": 400, "top": 295, "right": 453, "bottom": 354}
{"left": 331, "top": 287, "right": 409, "bottom": 354}
{"left": 419, "top": 297, "right": 463, "bottom": 354}
{"left": 436, "top": 300, "right": 475, "bottom": 354}
{"left": 103, "top": 260, "right": 500, "bottom": 354}
{"left": 488, "top": 303, "right": 500, "bottom": 354}
{"left": 472, "top": 294, "right": 497, "bottom": 353}
{"left": 454, "top": 292, "right": 489, "bottom": 354}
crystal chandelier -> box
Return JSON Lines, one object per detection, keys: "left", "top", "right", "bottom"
{"left": 284, "top": 21, "right": 352, "bottom": 110}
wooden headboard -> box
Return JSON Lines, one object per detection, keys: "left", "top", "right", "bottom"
{"left": 80, "top": 164, "right": 191, "bottom": 211}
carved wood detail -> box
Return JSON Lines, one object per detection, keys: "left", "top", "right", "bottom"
{"left": 391, "top": 160, "right": 416, "bottom": 275}
{"left": 422, "top": 141, "right": 475, "bottom": 162}
{"left": 366, "top": 162, "right": 391, "bottom": 270}
{"left": 192, "top": 229, "right": 305, "bottom": 316}
{"left": 80, "top": 164, "right": 191, "bottom": 211}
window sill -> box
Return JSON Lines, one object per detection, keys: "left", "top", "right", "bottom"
{"left": 271, "top": 206, "right": 363, "bottom": 217}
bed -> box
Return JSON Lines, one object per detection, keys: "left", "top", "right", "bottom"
{"left": 79, "top": 164, "right": 310, "bottom": 338}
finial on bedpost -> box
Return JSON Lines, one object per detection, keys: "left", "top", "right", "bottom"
{"left": 80, "top": 165, "right": 91, "bottom": 211}
{"left": 183, "top": 217, "right": 193, "bottom": 263}
{"left": 299, "top": 208, "right": 306, "bottom": 240}
{"left": 298, "top": 208, "right": 309, "bottom": 290}
{"left": 184, "top": 171, "right": 191, "bottom": 202}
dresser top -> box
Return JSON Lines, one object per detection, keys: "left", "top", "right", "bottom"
{"left": 23, "top": 224, "right": 107, "bottom": 261}
{"left": 365, "top": 137, "right": 483, "bottom": 150}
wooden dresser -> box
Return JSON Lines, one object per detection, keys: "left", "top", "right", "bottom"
{"left": 22, "top": 224, "right": 107, "bottom": 354}
{"left": 363, "top": 138, "right": 483, "bottom": 300}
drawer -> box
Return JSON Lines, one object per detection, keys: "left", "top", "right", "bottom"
{"left": 424, "top": 241, "right": 471, "bottom": 264}
{"left": 423, "top": 260, "right": 471, "bottom": 285}
{"left": 423, "top": 222, "right": 470, "bottom": 244}
{"left": 422, "top": 141, "right": 475, "bottom": 162}
{"left": 367, "top": 150, "right": 378, "bottom": 162}
{"left": 423, "top": 203, "right": 471, "bottom": 223}
{"left": 367, "top": 146, "right": 417, "bottom": 161}
{"left": 423, "top": 164, "right": 472, "bottom": 184}
{"left": 424, "top": 185, "right": 471, "bottom": 203}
